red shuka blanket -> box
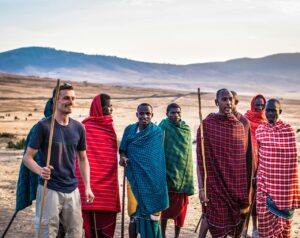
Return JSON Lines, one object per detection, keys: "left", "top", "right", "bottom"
{"left": 197, "top": 113, "right": 249, "bottom": 237}
{"left": 76, "top": 95, "right": 120, "bottom": 212}
{"left": 256, "top": 120, "right": 300, "bottom": 210}
{"left": 244, "top": 94, "right": 267, "bottom": 166}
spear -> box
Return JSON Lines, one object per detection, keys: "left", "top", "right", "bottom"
{"left": 37, "top": 79, "right": 61, "bottom": 238}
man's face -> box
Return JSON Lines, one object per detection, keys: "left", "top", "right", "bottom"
{"left": 102, "top": 99, "right": 113, "bottom": 116}
{"left": 136, "top": 106, "right": 153, "bottom": 129}
{"left": 167, "top": 107, "right": 181, "bottom": 123}
{"left": 57, "top": 89, "right": 75, "bottom": 115}
{"left": 231, "top": 97, "right": 238, "bottom": 113}
{"left": 216, "top": 90, "right": 233, "bottom": 116}
{"left": 265, "top": 101, "right": 281, "bottom": 123}
{"left": 254, "top": 97, "right": 265, "bottom": 112}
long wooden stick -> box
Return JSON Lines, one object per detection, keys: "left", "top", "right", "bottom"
{"left": 197, "top": 88, "right": 208, "bottom": 206}
{"left": 1, "top": 211, "right": 17, "bottom": 238}
{"left": 121, "top": 167, "right": 126, "bottom": 238}
{"left": 194, "top": 213, "right": 203, "bottom": 233}
{"left": 37, "top": 79, "right": 61, "bottom": 238}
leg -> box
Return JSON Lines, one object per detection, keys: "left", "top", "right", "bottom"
{"left": 82, "top": 211, "right": 92, "bottom": 238}
{"left": 160, "top": 219, "right": 167, "bottom": 238}
{"left": 251, "top": 216, "right": 258, "bottom": 238}
{"left": 174, "top": 225, "right": 181, "bottom": 238}
{"left": 129, "top": 216, "right": 137, "bottom": 238}
{"left": 61, "top": 188, "right": 83, "bottom": 238}
{"left": 198, "top": 216, "right": 209, "bottom": 238}
{"left": 251, "top": 200, "right": 258, "bottom": 238}
{"left": 35, "top": 185, "right": 61, "bottom": 238}
{"left": 57, "top": 220, "right": 66, "bottom": 238}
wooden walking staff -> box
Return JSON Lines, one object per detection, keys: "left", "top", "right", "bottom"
{"left": 194, "top": 88, "right": 209, "bottom": 235}
{"left": 121, "top": 167, "right": 126, "bottom": 238}
{"left": 197, "top": 88, "right": 209, "bottom": 206}
{"left": 37, "top": 79, "right": 61, "bottom": 238}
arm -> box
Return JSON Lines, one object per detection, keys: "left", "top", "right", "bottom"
{"left": 77, "top": 150, "right": 94, "bottom": 203}
{"left": 119, "top": 126, "right": 130, "bottom": 167}
{"left": 23, "top": 146, "right": 52, "bottom": 180}
{"left": 119, "top": 152, "right": 129, "bottom": 167}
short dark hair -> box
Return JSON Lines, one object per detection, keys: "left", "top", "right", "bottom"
{"left": 267, "top": 98, "right": 281, "bottom": 108}
{"left": 137, "top": 103, "right": 153, "bottom": 111}
{"left": 100, "top": 94, "right": 111, "bottom": 107}
{"left": 166, "top": 103, "right": 181, "bottom": 113}
{"left": 52, "top": 82, "right": 73, "bottom": 99}
{"left": 216, "top": 88, "right": 229, "bottom": 100}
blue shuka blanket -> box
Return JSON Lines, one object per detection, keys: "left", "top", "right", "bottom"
{"left": 119, "top": 122, "right": 169, "bottom": 238}
{"left": 15, "top": 99, "right": 53, "bottom": 212}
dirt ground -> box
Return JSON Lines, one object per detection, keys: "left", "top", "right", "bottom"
{"left": 0, "top": 74, "right": 299, "bottom": 237}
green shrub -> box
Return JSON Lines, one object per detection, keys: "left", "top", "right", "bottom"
{"left": 7, "top": 138, "right": 26, "bottom": 149}
{"left": 0, "top": 132, "right": 16, "bottom": 138}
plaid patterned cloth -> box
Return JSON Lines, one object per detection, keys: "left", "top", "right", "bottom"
{"left": 233, "top": 111, "right": 253, "bottom": 194}
{"left": 159, "top": 118, "right": 194, "bottom": 196}
{"left": 197, "top": 113, "right": 249, "bottom": 237}
{"left": 256, "top": 120, "right": 300, "bottom": 237}
{"left": 256, "top": 189, "right": 293, "bottom": 238}
{"left": 76, "top": 95, "right": 120, "bottom": 212}
{"left": 256, "top": 120, "right": 300, "bottom": 210}
{"left": 119, "top": 122, "right": 168, "bottom": 238}
{"left": 15, "top": 99, "right": 53, "bottom": 212}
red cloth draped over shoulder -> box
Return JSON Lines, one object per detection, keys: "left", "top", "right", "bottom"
{"left": 256, "top": 120, "right": 300, "bottom": 210}
{"left": 76, "top": 95, "right": 120, "bottom": 212}
{"left": 244, "top": 94, "right": 266, "bottom": 167}
{"left": 197, "top": 113, "right": 248, "bottom": 237}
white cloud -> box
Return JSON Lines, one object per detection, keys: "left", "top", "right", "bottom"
{"left": 268, "top": 0, "right": 300, "bottom": 16}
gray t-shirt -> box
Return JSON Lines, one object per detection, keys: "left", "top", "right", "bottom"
{"left": 29, "top": 117, "right": 86, "bottom": 193}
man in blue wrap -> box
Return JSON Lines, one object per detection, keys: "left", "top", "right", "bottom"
{"left": 119, "top": 103, "right": 169, "bottom": 238}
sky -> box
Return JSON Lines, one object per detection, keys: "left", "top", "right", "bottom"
{"left": 1, "top": 0, "right": 300, "bottom": 64}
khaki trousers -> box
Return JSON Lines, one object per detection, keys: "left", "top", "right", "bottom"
{"left": 35, "top": 185, "right": 83, "bottom": 238}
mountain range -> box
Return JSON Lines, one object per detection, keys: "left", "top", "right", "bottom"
{"left": 0, "top": 47, "right": 299, "bottom": 97}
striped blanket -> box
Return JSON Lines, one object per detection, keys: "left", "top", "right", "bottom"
{"left": 76, "top": 95, "right": 120, "bottom": 212}
{"left": 197, "top": 113, "right": 249, "bottom": 237}
{"left": 159, "top": 118, "right": 194, "bottom": 195}
{"left": 256, "top": 120, "right": 300, "bottom": 237}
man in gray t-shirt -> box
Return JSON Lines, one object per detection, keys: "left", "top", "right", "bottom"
{"left": 23, "top": 83, "right": 94, "bottom": 238}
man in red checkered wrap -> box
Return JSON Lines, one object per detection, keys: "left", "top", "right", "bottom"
{"left": 197, "top": 89, "right": 250, "bottom": 238}
{"left": 256, "top": 99, "right": 300, "bottom": 238}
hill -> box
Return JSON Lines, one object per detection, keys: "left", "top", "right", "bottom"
{"left": 0, "top": 47, "right": 299, "bottom": 98}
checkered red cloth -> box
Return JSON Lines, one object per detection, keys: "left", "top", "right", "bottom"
{"left": 256, "top": 188, "right": 292, "bottom": 238}
{"left": 234, "top": 111, "right": 253, "bottom": 194}
{"left": 197, "top": 113, "right": 249, "bottom": 237}
{"left": 256, "top": 120, "right": 300, "bottom": 211}
{"left": 76, "top": 95, "right": 120, "bottom": 212}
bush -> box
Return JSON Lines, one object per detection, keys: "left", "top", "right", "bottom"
{"left": 0, "top": 132, "right": 16, "bottom": 138}
{"left": 7, "top": 138, "right": 26, "bottom": 149}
